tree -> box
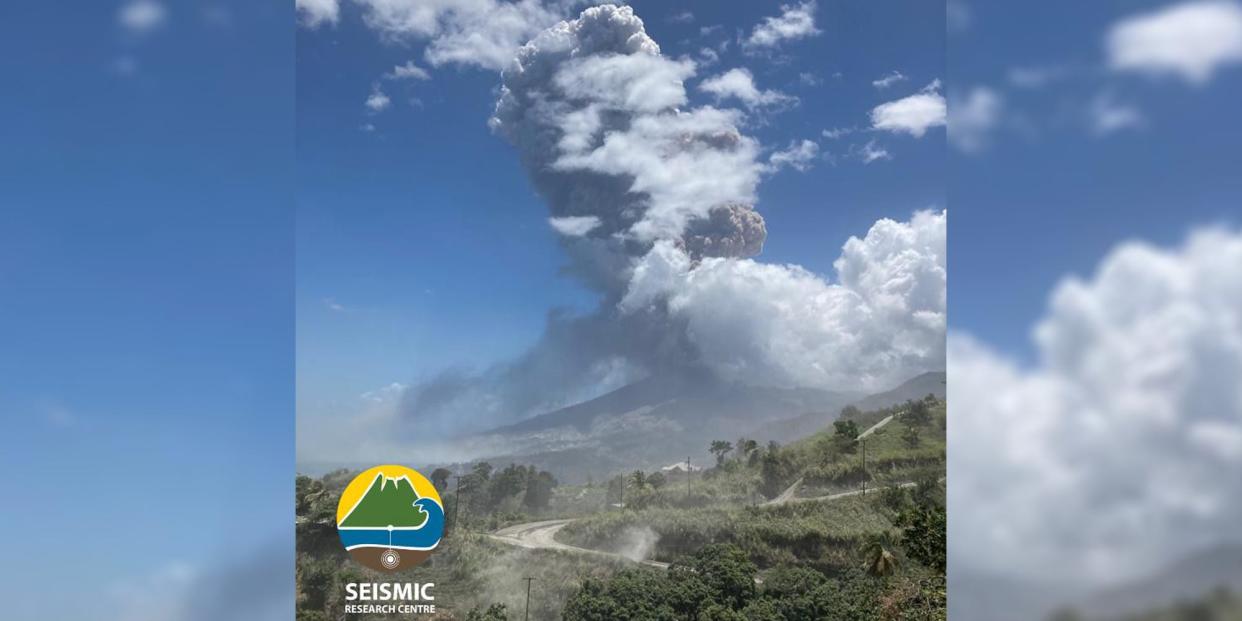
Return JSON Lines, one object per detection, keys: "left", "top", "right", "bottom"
{"left": 647, "top": 471, "right": 667, "bottom": 490}
{"left": 911, "top": 471, "right": 943, "bottom": 509}
{"left": 709, "top": 440, "right": 734, "bottom": 467}
{"left": 840, "top": 404, "right": 861, "bottom": 420}
{"left": 489, "top": 464, "right": 528, "bottom": 509}
{"left": 880, "top": 484, "right": 911, "bottom": 513}
{"left": 430, "top": 467, "right": 451, "bottom": 491}
{"left": 735, "top": 438, "right": 758, "bottom": 459}
{"left": 902, "top": 425, "right": 921, "bottom": 448}
{"left": 898, "top": 505, "right": 946, "bottom": 573}
{"left": 904, "top": 399, "right": 931, "bottom": 427}
{"left": 834, "top": 419, "right": 860, "bottom": 453}
{"left": 295, "top": 475, "right": 323, "bottom": 516}
{"left": 466, "top": 603, "right": 511, "bottom": 621}
{"left": 860, "top": 532, "right": 900, "bottom": 577}
{"left": 697, "top": 604, "right": 746, "bottom": 620}
{"left": 685, "top": 543, "right": 757, "bottom": 610}
{"left": 564, "top": 570, "right": 687, "bottom": 620}
{"left": 759, "top": 447, "right": 794, "bottom": 499}
{"left": 630, "top": 470, "right": 647, "bottom": 490}
{"left": 834, "top": 419, "right": 860, "bottom": 439}
{"left": 472, "top": 461, "right": 493, "bottom": 481}
{"left": 523, "top": 470, "right": 557, "bottom": 510}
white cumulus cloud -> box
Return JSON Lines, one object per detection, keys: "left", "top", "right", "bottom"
{"left": 871, "top": 80, "right": 947, "bottom": 138}
{"left": 548, "top": 215, "right": 602, "bottom": 237}
{"left": 744, "top": 1, "right": 821, "bottom": 50}
{"left": 365, "top": 85, "right": 391, "bottom": 112}
{"left": 352, "top": 0, "right": 563, "bottom": 71}
{"left": 699, "top": 68, "right": 797, "bottom": 110}
{"left": 767, "top": 139, "right": 820, "bottom": 172}
{"left": 387, "top": 60, "right": 431, "bottom": 80}
{"left": 621, "top": 210, "right": 946, "bottom": 392}
{"left": 296, "top": 0, "right": 339, "bottom": 28}
{"left": 950, "top": 228, "right": 1242, "bottom": 590}
{"left": 1107, "top": 0, "right": 1242, "bottom": 84}
{"left": 857, "top": 139, "right": 892, "bottom": 164}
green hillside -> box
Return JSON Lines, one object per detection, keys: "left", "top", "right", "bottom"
{"left": 339, "top": 474, "right": 428, "bottom": 528}
{"left": 296, "top": 396, "right": 946, "bottom": 619}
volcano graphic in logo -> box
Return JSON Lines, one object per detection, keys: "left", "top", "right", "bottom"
{"left": 336, "top": 465, "right": 445, "bottom": 572}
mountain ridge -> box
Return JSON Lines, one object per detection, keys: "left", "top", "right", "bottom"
{"left": 457, "top": 370, "right": 943, "bottom": 483}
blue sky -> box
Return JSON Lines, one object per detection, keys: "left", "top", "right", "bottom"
{"left": 948, "top": 0, "right": 1242, "bottom": 360}
{"left": 297, "top": 0, "right": 946, "bottom": 441}
{"left": 0, "top": 2, "right": 291, "bottom": 618}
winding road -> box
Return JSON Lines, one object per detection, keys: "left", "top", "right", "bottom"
{"left": 487, "top": 413, "right": 905, "bottom": 566}
{"left": 489, "top": 519, "right": 670, "bottom": 569}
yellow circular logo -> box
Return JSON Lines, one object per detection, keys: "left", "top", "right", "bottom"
{"left": 336, "top": 465, "right": 444, "bottom": 572}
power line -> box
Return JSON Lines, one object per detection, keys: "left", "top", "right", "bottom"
{"left": 454, "top": 474, "right": 469, "bottom": 531}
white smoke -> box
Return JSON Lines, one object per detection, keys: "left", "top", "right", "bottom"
{"left": 622, "top": 210, "right": 946, "bottom": 392}
{"left": 950, "top": 227, "right": 1242, "bottom": 589}
{"left": 612, "top": 526, "right": 660, "bottom": 563}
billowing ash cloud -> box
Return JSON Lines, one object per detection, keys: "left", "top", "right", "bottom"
{"left": 490, "top": 4, "right": 768, "bottom": 269}
{"left": 394, "top": 5, "right": 944, "bottom": 435}
{"left": 950, "top": 227, "right": 1242, "bottom": 599}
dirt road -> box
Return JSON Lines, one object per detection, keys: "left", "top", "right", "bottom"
{"left": 489, "top": 519, "right": 670, "bottom": 569}
{"left": 489, "top": 411, "right": 912, "bottom": 566}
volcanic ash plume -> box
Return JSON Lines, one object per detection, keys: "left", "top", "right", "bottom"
{"left": 490, "top": 5, "right": 769, "bottom": 280}
{"left": 400, "top": 5, "right": 945, "bottom": 433}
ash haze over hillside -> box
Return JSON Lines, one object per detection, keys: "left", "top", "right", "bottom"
{"left": 296, "top": 4, "right": 945, "bottom": 468}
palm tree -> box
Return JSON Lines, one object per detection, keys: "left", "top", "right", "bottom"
{"left": 859, "top": 532, "right": 900, "bottom": 577}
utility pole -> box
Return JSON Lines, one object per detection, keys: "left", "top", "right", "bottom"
{"left": 451, "top": 474, "right": 462, "bottom": 533}
{"left": 618, "top": 474, "right": 623, "bottom": 510}
{"left": 686, "top": 457, "right": 691, "bottom": 498}
{"left": 523, "top": 577, "right": 534, "bottom": 621}
{"left": 861, "top": 438, "right": 867, "bottom": 496}
{"left": 456, "top": 474, "right": 469, "bottom": 530}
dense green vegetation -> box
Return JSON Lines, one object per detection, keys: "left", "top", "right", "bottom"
{"left": 559, "top": 495, "right": 891, "bottom": 569}
{"left": 295, "top": 396, "right": 946, "bottom": 619}
{"left": 563, "top": 543, "right": 945, "bottom": 621}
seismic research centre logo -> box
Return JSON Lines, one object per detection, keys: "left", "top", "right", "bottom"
{"left": 336, "top": 465, "right": 445, "bottom": 572}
